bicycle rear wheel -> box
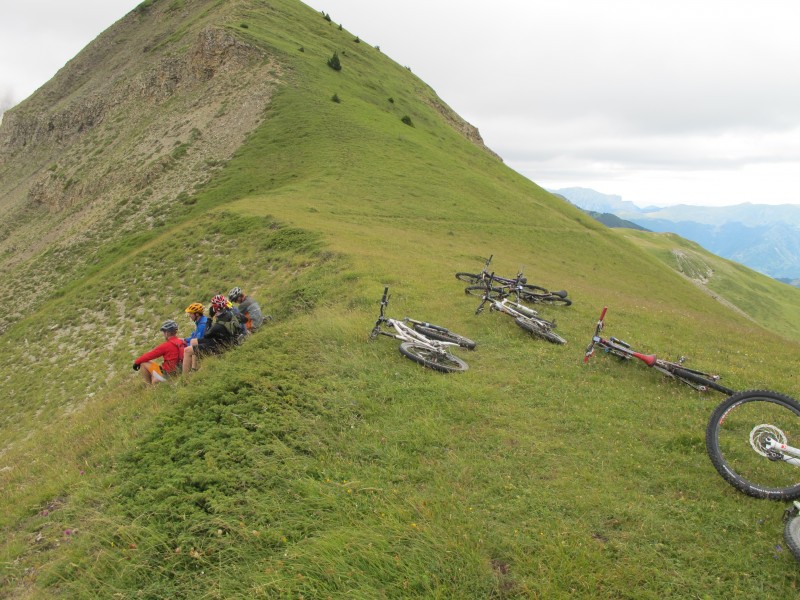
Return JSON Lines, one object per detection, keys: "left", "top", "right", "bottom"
{"left": 464, "top": 285, "right": 506, "bottom": 298}
{"left": 706, "top": 390, "right": 800, "bottom": 500}
{"left": 518, "top": 291, "right": 572, "bottom": 306}
{"left": 412, "top": 324, "right": 476, "bottom": 350}
{"left": 399, "top": 342, "right": 469, "bottom": 373}
{"left": 514, "top": 317, "right": 567, "bottom": 345}
{"left": 455, "top": 272, "right": 481, "bottom": 284}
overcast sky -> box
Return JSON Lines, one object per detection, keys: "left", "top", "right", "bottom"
{"left": 2, "top": 0, "right": 799, "bottom": 207}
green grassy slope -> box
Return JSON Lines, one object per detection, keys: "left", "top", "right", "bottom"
{"left": 619, "top": 229, "right": 800, "bottom": 342}
{"left": 2, "top": 0, "right": 800, "bottom": 597}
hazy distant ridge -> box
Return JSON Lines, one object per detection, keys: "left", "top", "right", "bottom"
{"left": 553, "top": 187, "right": 800, "bottom": 281}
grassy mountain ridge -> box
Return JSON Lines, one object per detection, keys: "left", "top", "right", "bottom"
{"left": 2, "top": 0, "right": 800, "bottom": 596}
{"left": 589, "top": 227, "right": 800, "bottom": 342}
{"left": 624, "top": 230, "right": 800, "bottom": 330}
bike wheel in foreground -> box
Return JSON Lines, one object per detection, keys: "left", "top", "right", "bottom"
{"left": 412, "top": 324, "right": 477, "bottom": 350}
{"left": 706, "top": 390, "right": 800, "bottom": 500}
{"left": 785, "top": 505, "right": 800, "bottom": 563}
{"left": 514, "top": 317, "right": 567, "bottom": 344}
{"left": 399, "top": 342, "right": 468, "bottom": 373}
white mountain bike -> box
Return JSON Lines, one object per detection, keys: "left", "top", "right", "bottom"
{"left": 705, "top": 389, "right": 800, "bottom": 563}
{"left": 369, "top": 287, "right": 472, "bottom": 373}
{"left": 473, "top": 274, "right": 566, "bottom": 344}
{"left": 706, "top": 389, "right": 800, "bottom": 500}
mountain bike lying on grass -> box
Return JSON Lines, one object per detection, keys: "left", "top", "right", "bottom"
{"left": 369, "top": 287, "right": 472, "bottom": 373}
{"left": 464, "top": 270, "right": 571, "bottom": 308}
{"left": 705, "top": 389, "right": 800, "bottom": 563}
{"left": 457, "top": 254, "right": 571, "bottom": 306}
{"left": 706, "top": 389, "right": 800, "bottom": 500}
{"left": 583, "top": 306, "right": 735, "bottom": 394}
{"left": 474, "top": 276, "right": 566, "bottom": 344}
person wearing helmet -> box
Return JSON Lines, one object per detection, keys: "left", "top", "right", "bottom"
{"left": 225, "top": 298, "right": 248, "bottom": 337}
{"left": 184, "top": 302, "right": 209, "bottom": 345}
{"left": 132, "top": 319, "right": 187, "bottom": 384}
{"left": 228, "top": 286, "right": 265, "bottom": 332}
{"left": 182, "top": 295, "right": 242, "bottom": 375}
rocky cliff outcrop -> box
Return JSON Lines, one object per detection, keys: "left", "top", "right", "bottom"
{"left": 0, "top": 3, "right": 283, "bottom": 332}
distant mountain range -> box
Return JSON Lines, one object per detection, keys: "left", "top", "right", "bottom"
{"left": 552, "top": 187, "right": 800, "bottom": 285}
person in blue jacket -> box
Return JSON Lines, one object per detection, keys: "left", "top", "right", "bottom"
{"left": 184, "top": 302, "right": 209, "bottom": 344}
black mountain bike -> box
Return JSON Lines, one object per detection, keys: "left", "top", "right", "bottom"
{"left": 456, "top": 255, "right": 571, "bottom": 306}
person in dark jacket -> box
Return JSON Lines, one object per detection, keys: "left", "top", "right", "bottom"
{"left": 229, "top": 286, "right": 265, "bottom": 332}
{"left": 182, "top": 295, "right": 241, "bottom": 375}
{"left": 226, "top": 299, "right": 248, "bottom": 337}
{"left": 133, "top": 320, "right": 186, "bottom": 384}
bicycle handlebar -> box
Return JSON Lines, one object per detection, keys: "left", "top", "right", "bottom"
{"left": 585, "top": 307, "right": 660, "bottom": 366}
{"left": 370, "top": 287, "right": 391, "bottom": 338}
{"left": 584, "top": 306, "right": 608, "bottom": 362}
{"left": 378, "top": 286, "right": 389, "bottom": 315}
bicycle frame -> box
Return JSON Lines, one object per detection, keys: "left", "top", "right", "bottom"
{"left": 463, "top": 255, "right": 526, "bottom": 287}
{"left": 584, "top": 306, "right": 733, "bottom": 393}
{"left": 490, "top": 272, "right": 536, "bottom": 301}
{"left": 764, "top": 438, "right": 800, "bottom": 467}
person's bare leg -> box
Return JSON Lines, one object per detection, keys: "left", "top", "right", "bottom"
{"left": 183, "top": 346, "right": 194, "bottom": 376}
{"left": 140, "top": 362, "right": 154, "bottom": 384}
{"left": 190, "top": 339, "right": 199, "bottom": 370}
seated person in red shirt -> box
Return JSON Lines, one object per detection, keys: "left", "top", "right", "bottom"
{"left": 133, "top": 320, "right": 186, "bottom": 384}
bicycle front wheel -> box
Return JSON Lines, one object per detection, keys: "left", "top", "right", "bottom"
{"left": 514, "top": 317, "right": 567, "bottom": 345}
{"left": 399, "top": 342, "right": 469, "bottom": 373}
{"left": 706, "top": 390, "right": 800, "bottom": 500}
{"left": 412, "top": 324, "right": 476, "bottom": 350}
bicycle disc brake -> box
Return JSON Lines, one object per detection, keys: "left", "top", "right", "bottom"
{"left": 750, "top": 424, "right": 788, "bottom": 458}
